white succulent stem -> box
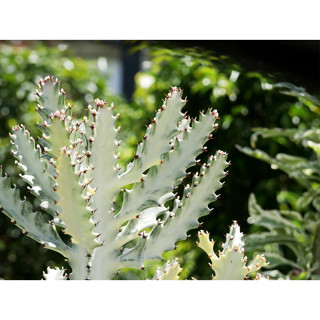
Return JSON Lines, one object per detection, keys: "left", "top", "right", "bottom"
{"left": 9, "top": 125, "right": 59, "bottom": 216}
{"left": 90, "top": 87, "right": 196, "bottom": 279}
{"left": 42, "top": 266, "right": 67, "bottom": 280}
{"left": 119, "top": 151, "right": 229, "bottom": 268}
{"left": 114, "top": 110, "right": 219, "bottom": 227}
{"left": 152, "top": 258, "right": 183, "bottom": 280}
{"left": 197, "top": 221, "right": 269, "bottom": 280}
{"left": 118, "top": 88, "right": 186, "bottom": 186}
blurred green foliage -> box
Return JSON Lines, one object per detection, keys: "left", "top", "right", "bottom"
{"left": 0, "top": 43, "right": 127, "bottom": 163}
{"left": 238, "top": 86, "right": 320, "bottom": 279}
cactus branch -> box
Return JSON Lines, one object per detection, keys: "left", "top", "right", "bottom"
{"left": 197, "top": 221, "right": 269, "bottom": 280}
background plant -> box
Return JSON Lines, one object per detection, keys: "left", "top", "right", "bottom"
{"left": 238, "top": 84, "right": 320, "bottom": 279}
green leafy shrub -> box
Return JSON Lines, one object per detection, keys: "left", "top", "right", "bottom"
{"left": 238, "top": 84, "right": 320, "bottom": 279}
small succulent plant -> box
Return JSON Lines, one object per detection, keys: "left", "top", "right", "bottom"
{"left": 196, "top": 221, "right": 269, "bottom": 280}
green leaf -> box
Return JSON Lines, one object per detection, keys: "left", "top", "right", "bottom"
{"left": 248, "top": 194, "right": 300, "bottom": 231}
{"left": 272, "top": 82, "right": 320, "bottom": 107}
{"left": 250, "top": 127, "right": 298, "bottom": 148}
{"left": 237, "top": 146, "right": 315, "bottom": 187}
{"left": 263, "top": 252, "right": 303, "bottom": 270}
{"left": 297, "top": 189, "right": 317, "bottom": 210}
{"left": 312, "top": 196, "right": 320, "bottom": 212}
{"left": 244, "top": 232, "right": 298, "bottom": 252}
